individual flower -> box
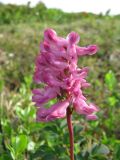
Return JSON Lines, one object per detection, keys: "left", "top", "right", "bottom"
{"left": 32, "top": 28, "right": 99, "bottom": 122}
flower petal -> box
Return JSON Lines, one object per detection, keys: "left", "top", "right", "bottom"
{"left": 86, "top": 114, "right": 98, "bottom": 120}
{"left": 32, "top": 87, "right": 59, "bottom": 106}
{"left": 76, "top": 45, "right": 98, "bottom": 56}
{"left": 36, "top": 100, "right": 70, "bottom": 122}
{"left": 67, "top": 32, "right": 80, "bottom": 45}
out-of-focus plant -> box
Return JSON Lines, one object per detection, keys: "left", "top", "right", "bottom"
{"left": 104, "top": 70, "right": 120, "bottom": 135}
{"left": 105, "top": 70, "right": 119, "bottom": 107}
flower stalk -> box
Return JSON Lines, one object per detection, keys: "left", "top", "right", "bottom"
{"left": 32, "top": 28, "right": 99, "bottom": 158}
{"left": 67, "top": 107, "right": 74, "bottom": 160}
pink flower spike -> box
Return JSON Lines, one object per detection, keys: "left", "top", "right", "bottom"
{"left": 32, "top": 28, "right": 99, "bottom": 122}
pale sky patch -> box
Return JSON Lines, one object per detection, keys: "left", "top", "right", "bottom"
{"left": 0, "top": 0, "right": 120, "bottom": 15}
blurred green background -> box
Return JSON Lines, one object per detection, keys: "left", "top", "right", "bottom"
{"left": 0, "top": 2, "right": 120, "bottom": 160}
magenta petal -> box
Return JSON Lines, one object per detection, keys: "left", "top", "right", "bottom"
{"left": 89, "top": 103, "right": 99, "bottom": 112}
{"left": 74, "top": 99, "right": 99, "bottom": 117}
{"left": 67, "top": 32, "right": 80, "bottom": 45}
{"left": 86, "top": 45, "right": 99, "bottom": 55}
{"left": 32, "top": 89, "right": 43, "bottom": 95}
{"left": 76, "top": 45, "right": 98, "bottom": 56}
{"left": 81, "top": 82, "right": 91, "bottom": 88}
{"left": 36, "top": 100, "right": 70, "bottom": 122}
{"left": 36, "top": 107, "right": 49, "bottom": 121}
{"left": 44, "top": 28, "right": 57, "bottom": 43}
{"left": 32, "top": 87, "right": 58, "bottom": 106}
{"left": 86, "top": 114, "right": 98, "bottom": 120}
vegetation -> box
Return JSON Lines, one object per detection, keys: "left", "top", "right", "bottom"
{"left": 0, "top": 2, "right": 120, "bottom": 160}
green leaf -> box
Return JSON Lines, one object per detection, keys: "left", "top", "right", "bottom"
{"left": 0, "top": 79, "right": 4, "bottom": 92}
{"left": 15, "top": 106, "right": 25, "bottom": 120}
{"left": 1, "top": 119, "right": 12, "bottom": 135}
{"left": 16, "top": 106, "right": 35, "bottom": 121}
{"left": 105, "top": 70, "right": 117, "bottom": 91}
{"left": 11, "top": 134, "right": 28, "bottom": 156}
{"left": 0, "top": 154, "right": 12, "bottom": 160}
{"left": 108, "top": 96, "right": 118, "bottom": 107}
{"left": 114, "top": 144, "right": 120, "bottom": 159}
{"left": 24, "top": 75, "right": 32, "bottom": 88}
{"left": 96, "top": 144, "right": 110, "bottom": 155}
{"left": 6, "top": 145, "right": 16, "bottom": 160}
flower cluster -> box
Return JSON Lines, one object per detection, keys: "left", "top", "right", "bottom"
{"left": 32, "top": 29, "right": 99, "bottom": 122}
